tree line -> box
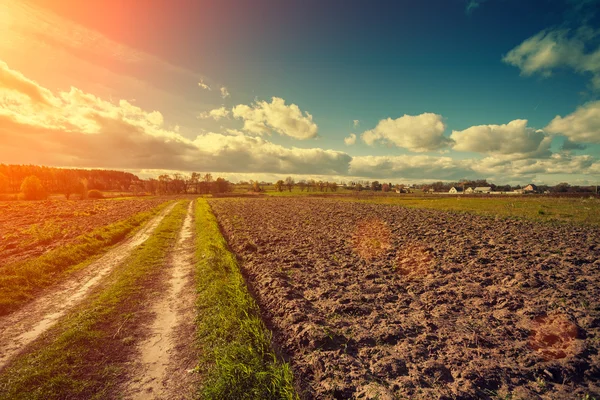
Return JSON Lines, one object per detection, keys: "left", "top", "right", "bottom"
{"left": 0, "top": 165, "right": 233, "bottom": 199}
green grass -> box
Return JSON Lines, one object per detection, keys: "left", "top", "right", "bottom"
{"left": 194, "top": 199, "right": 297, "bottom": 400}
{"left": 339, "top": 195, "right": 600, "bottom": 227}
{"left": 0, "top": 201, "right": 189, "bottom": 399}
{"left": 0, "top": 200, "right": 172, "bottom": 316}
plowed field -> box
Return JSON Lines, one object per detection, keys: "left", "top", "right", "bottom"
{"left": 0, "top": 198, "right": 169, "bottom": 267}
{"left": 209, "top": 198, "right": 600, "bottom": 399}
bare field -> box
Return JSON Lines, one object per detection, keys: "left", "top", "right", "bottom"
{"left": 0, "top": 198, "right": 169, "bottom": 267}
{"left": 210, "top": 197, "right": 600, "bottom": 399}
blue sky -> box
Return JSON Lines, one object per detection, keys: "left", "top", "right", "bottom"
{"left": 1, "top": 0, "right": 599, "bottom": 184}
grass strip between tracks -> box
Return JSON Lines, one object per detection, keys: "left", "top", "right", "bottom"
{"left": 0, "top": 200, "right": 173, "bottom": 316}
{"left": 0, "top": 200, "right": 189, "bottom": 400}
{"left": 194, "top": 199, "right": 297, "bottom": 399}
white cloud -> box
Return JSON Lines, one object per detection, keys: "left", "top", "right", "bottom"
{"left": 353, "top": 119, "right": 360, "bottom": 128}
{"left": 503, "top": 28, "right": 600, "bottom": 88}
{"left": 232, "top": 97, "right": 318, "bottom": 140}
{"left": 192, "top": 133, "right": 351, "bottom": 174}
{"left": 349, "top": 152, "right": 597, "bottom": 183}
{"left": 220, "top": 86, "right": 230, "bottom": 99}
{"left": 198, "top": 80, "right": 211, "bottom": 90}
{"left": 451, "top": 119, "right": 551, "bottom": 158}
{"left": 350, "top": 155, "right": 472, "bottom": 180}
{"left": 361, "top": 113, "right": 452, "bottom": 152}
{"left": 545, "top": 100, "right": 600, "bottom": 144}
{"left": 198, "top": 106, "right": 230, "bottom": 120}
{"left": 473, "top": 153, "right": 595, "bottom": 177}
{"left": 0, "top": 61, "right": 349, "bottom": 175}
{"left": 344, "top": 133, "right": 357, "bottom": 145}
{"left": 466, "top": 0, "right": 487, "bottom": 14}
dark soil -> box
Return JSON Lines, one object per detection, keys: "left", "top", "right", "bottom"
{"left": 209, "top": 197, "right": 600, "bottom": 399}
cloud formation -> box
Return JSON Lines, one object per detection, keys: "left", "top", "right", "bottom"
{"left": 353, "top": 119, "right": 360, "bottom": 128}
{"left": 220, "top": 86, "right": 230, "bottom": 99}
{"left": 361, "top": 113, "right": 452, "bottom": 152}
{"left": 0, "top": 61, "right": 347, "bottom": 175}
{"left": 344, "top": 133, "right": 357, "bottom": 145}
{"left": 545, "top": 100, "right": 600, "bottom": 143}
{"left": 198, "top": 80, "right": 211, "bottom": 90}
{"left": 350, "top": 155, "right": 471, "bottom": 180}
{"left": 232, "top": 97, "right": 318, "bottom": 140}
{"left": 198, "top": 106, "right": 230, "bottom": 120}
{"left": 451, "top": 119, "right": 551, "bottom": 158}
{"left": 503, "top": 28, "right": 600, "bottom": 88}
{"left": 0, "top": 60, "right": 597, "bottom": 184}
{"left": 466, "top": 0, "right": 488, "bottom": 14}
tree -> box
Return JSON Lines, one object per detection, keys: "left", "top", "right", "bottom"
{"left": 298, "top": 180, "right": 307, "bottom": 192}
{"left": 213, "top": 177, "right": 230, "bottom": 193}
{"left": 0, "top": 172, "right": 9, "bottom": 194}
{"left": 275, "top": 180, "right": 285, "bottom": 192}
{"left": 330, "top": 182, "right": 338, "bottom": 192}
{"left": 158, "top": 174, "right": 171, "bottom": 194}
{"left": 252, "top": 181, "right": 261, "bottom": 192}
{"left": 189, "top": 172, "right": 201, "bottom": 193}
{"left": 553, "top": 182, "right": 570, "bottom": 193}
{"left": 20, "top": 175, "right": 47, "bottom": 200}
{"left": 285, "top": 177, "right": 295, "bottom": 192}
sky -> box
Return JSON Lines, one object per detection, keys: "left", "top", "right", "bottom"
{"left": 1, "top": 0, "right": 600, "bottom": 185}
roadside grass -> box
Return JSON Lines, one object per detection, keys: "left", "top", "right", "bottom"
{"left": 0, "top": 201, "right": 189, "bottom": 400}
{"left": 342, "top": 195, "right": 600, "bottom": 227}
{"left": 194, "top": 199, "right": 297, "bottom": 400}
{"left": 0, "top": 200, "right": 172, "bottom": 316}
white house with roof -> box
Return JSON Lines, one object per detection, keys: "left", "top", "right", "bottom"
{"left": 474, "top": 187, "right": 492, "bottom": 193}
{"left": 449, "top": 186, "right": 464, "bottom": 194}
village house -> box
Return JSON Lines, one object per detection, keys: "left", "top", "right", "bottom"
{"left": 474, "top": 187, "right": 492, "bottom": 194}
{"left": 449, "top": 186, "right": 463, "bottom": 194}
{"left": 523, "top": 184, "right": 538, "bottom": 193}
{"left": 465, "top": 187, "right": 474, "bottom": 194}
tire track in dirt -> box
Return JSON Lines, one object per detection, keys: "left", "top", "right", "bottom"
{"left": 0, "top": 202, "right": 177, "bottom": 371}
{"left": 121, "top": 200, "right": 199, "bottom": 399}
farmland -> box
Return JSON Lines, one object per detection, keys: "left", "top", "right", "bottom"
{"left": 210, "top": 197, "right": 600, "bottom": 399}
{"left": 0, "top": 198, "right": 170, "bottom": 267}
{"left": 0, "top": 194, "right": 598, "bottom": 399}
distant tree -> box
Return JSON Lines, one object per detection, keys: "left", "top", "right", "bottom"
{"left": 298, "top": 180, "right": 307, "bottom": 192}
{"left": 172, "top": 173, "right": 187, "bottom": 194}
{"left": 285, "top": 177, "right": 295, "bottom": 192}
{"left": 20, "top": 175, "right": 47, "bottom": 200}
{"left": 213, "top": 177, "right": 230, "bottom": 193}
{"left": 275, "top": 180, "right": 284, "bottom": 192}
{"left": 252, "top": 181, "right": 261, "bottom": 192}
{"left": 330, "top": 182, "right": 338, "bottom": 192}
{"left": 190, "top": 172, "right": 201, "bottom": 193}
{"left": 144, "top": 178, "right": 158, "bottom": 195}
{"left": 371, "top": 181, "right": 381, "bottom": 191}
{"left": 158, "top": 174, "right": 171, "bottom": 194}
{"left": 0, "top": 172, "right": 9, "bottom": 194}
{"left": 553, "top": 182, "right": 570, "bottom": 193}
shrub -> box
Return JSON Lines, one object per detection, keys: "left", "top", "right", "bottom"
{"left": 20, "top": 176, "right": 47, "bottom": 200}
{"left": 87, "top": 189, "right": 104, "bottom": 199}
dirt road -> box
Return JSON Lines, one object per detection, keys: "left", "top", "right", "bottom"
{"left": 121, "top": 200, "right": 199, "bottom": 399}
{"left": 0, "top": 203, "right": 177, "bottom": 371}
